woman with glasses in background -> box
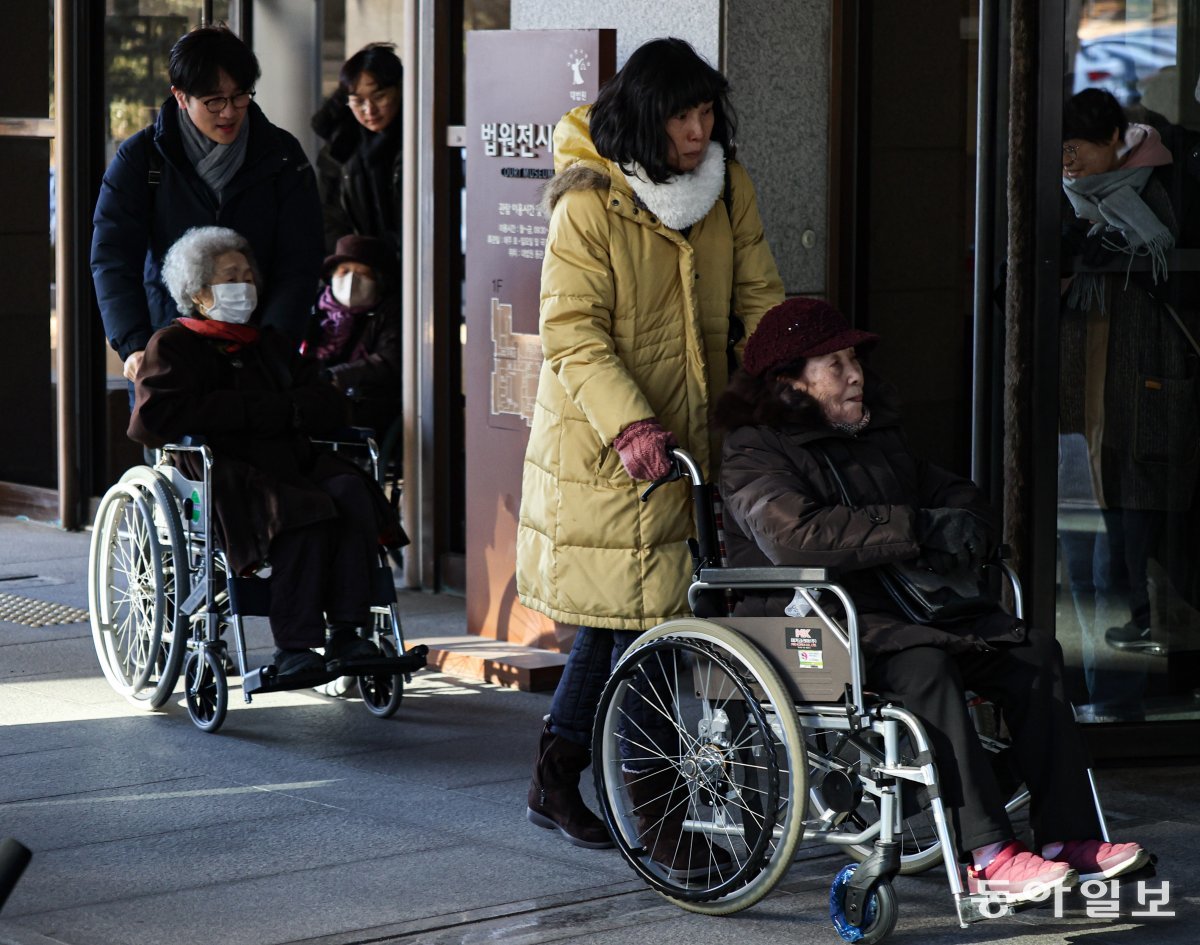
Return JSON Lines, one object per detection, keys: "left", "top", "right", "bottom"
{"left": 311, "top": 43, "right": 404, "bottom": 266}
{"left": 91, "top": 25, "right": 324, "bottom": 397}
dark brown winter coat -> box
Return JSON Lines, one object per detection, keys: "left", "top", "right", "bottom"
{"left": 128, "top": 323, "right": 393, "bottom": 576}
{"left": 303, "top": 292, "right": 402, "bottom": 435}
{"left": 717, "top": 378, "right": 1026, "bottom": 658}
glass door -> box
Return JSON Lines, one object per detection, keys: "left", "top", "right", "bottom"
{"left": 1056, "top": 0, "right": 1200, "bottom": 727}
{"left": 0, "top": 5, "right": 55, "bottom": 490}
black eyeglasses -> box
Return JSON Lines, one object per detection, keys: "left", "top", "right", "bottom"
{"left": 197, "top": 90, "right": 255, "bottom": 113}
{"left": 347, "top": 88, "right": 397, "bottom": 111}
{"left": 1062, "top": 144, "right": 1080, "bottom": 160}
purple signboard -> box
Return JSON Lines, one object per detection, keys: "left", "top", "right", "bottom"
{"left": 464, "top": 29, "right": 616, "bottom": 650}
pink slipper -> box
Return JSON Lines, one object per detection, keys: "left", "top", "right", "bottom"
{"left": 1049, "top": 839, "right": 1150, "bottom": 881}
{"left": 967, "top": 840, "right": 1077, "bottom": 901}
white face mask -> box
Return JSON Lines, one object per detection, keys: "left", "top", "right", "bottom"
{"left": 331, "top": 271, "right": 377, "bottom": 308}
{"left": 203, "top": 282, "right": 257, "bottom": 324}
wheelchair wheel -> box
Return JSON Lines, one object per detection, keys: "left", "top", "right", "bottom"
{"left": 594, "top": 619, "right": 807, "bottom": 915}
{"left": 358, "top": 634, "right": 404, "bottom": 718}
{"left": 88, "top": 468, "right": 189, "bottom": 709}
{"left": 184, "top": 648, "right": 227, "bottom": 733}
{"left": 829, "top": 863, "right": 898, "bottom": 945}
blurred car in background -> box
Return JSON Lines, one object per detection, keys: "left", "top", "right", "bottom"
{"left": 1072, "top": 22, "right": 1177, "bottom": 105}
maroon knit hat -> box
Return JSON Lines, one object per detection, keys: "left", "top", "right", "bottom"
{"left": 742, "top": 297, "right": 879, "bottom": 377}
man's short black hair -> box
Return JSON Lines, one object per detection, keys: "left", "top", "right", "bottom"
{"left": 589, "top": 37, "right": 736, "bottom": 185}
{"left": 339, "top": 43, "right": 403, "bottom": 94}
{"left": 168, "top": 25, "right": 260, "bottom": 96}
{"left": 1063, "top": 88, "right": 1127, "bottom": 144}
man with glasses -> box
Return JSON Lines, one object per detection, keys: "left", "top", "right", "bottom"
{"left": 92, "top": 25, "right": 323, "bottom": 389}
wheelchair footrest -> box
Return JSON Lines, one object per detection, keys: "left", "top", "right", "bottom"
{"left": 243, "top": 665, "right": 337, "bottom": 695}
{"left": 327, "top": 644, "right": 428, "bottom": 677}
{"left": 242, "top": 646, "right": 428, "bottom": 696}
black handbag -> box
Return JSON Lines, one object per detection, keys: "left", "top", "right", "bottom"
{"left": 817, "top": 451, "right": 999, "bottom": 625}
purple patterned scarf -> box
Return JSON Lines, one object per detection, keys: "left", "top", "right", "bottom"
{"left": 313, "top": 286, "right": 373, "bottom": 361}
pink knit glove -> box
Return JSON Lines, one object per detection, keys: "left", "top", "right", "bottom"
{"left": 613, "top": 419, "right": 677, "bottom": 481}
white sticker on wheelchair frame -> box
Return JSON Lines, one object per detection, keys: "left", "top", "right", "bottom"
{"left": 785, "top": 626, "right": 824, "bottom": 670}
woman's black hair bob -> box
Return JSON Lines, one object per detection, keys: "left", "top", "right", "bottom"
{"left": 168, "top": 25, "right": 260, "bottom": 96}
{"left": 589, "top": 37, "right": 736, "bottom": 184}
{"left": 1063, "top": 87, "right": 1127, "bottom": 144}
{"left": 339, "top": 42, "right": 403, "bottom": 93}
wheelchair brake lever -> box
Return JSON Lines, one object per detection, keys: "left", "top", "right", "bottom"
{"left": 640, "top": 455, "right": 683, "bottom": 502}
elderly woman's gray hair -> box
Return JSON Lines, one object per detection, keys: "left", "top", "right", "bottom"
{"left": 161, "top": 226, "right": 261, "bottom": 315}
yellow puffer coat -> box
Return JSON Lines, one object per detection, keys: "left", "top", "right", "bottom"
{"left": 516, "top": 106, "right": 784, "bottom": 630}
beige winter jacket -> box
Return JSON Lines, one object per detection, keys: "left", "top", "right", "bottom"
{"left": 516, "top": 106, "right": 784, "bottom": 630}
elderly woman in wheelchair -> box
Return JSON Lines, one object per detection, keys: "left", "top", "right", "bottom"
{"left": 125, "top": 226, "right": 406, "bottom": 685}
{"left": 712, "top": 298, "right": 1150, "bottom": 902}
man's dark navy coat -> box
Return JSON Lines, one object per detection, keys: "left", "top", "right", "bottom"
{"left": 91, "top": 97, "right": 323, "bottom": 359}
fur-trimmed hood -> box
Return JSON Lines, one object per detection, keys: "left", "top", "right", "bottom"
{"left": 541, "top": 162, "right": 610, "bottom": 217}
{"left": 540, "top": 105, "right": 615, "bottom": 216}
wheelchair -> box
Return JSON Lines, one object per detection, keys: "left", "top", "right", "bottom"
{"left": 591, "top": 450, "right": 1116, "bottom": 942}
{"left": 87, "top": 428, "right": 427, "bottom": 734}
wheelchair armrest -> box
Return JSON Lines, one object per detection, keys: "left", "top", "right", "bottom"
{"left": 697, "top": 566, "right": 834, "bottom": 587}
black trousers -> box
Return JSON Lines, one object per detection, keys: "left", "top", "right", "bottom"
{"left": 866, "top": 627, "right": 1102, "bottom": 856}
{"left": 266, "top": 473, "right": 379, "bottom": 649}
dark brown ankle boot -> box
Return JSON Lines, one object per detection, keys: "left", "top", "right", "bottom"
{"left": 526, "top": 720, "right": 614, "bottom": 849}
{"left": 623, "top": 765, "right": 733, "bottom": 880}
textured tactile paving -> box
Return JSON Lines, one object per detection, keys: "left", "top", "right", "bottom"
{"left": 0, "top": 592, "right": 90, "bottom": 628}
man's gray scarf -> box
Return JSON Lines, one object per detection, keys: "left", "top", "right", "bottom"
{"left": 1062, "top": 165, "right": 1173, "bottom": 313}
{"left": 179, "top": 107, "right": 249, "bottom": 201}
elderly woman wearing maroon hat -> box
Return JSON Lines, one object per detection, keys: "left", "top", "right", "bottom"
{"left": 714, "top": 297, "right": 1149, "bottom": 902}
{"left": 302, "top": 233, "right": 402, "bottom": 436}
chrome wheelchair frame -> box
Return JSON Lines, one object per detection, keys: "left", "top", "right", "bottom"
{"left": 590, "top": 450, "right": 1113, "bottom": 942}
{"left": 87, "top": 429, "right": 426, "bottom": 733}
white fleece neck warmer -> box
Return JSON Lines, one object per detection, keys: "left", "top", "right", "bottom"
{"left": 623, "top": 142, "right": 726, "bottom": 230}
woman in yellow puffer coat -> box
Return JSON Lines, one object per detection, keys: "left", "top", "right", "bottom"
{"left": 519, "top": 38, "right": 783, "bottom": 870}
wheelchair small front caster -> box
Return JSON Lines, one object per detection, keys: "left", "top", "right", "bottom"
{"left": 184, "top": 649, "right": 228, "bottom": 733}
{"left": 358, "top": 636, "right": 403, "bottom": 718}
{"left": 829, "top": 863, "right": 898, "bottom": 944}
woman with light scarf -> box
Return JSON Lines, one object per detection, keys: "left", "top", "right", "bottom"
{"left": 517, "top": 38, "right": 784, "bottom": 872}
{"left": 1058, "top": 88, "right": 1195, "bottom": 721}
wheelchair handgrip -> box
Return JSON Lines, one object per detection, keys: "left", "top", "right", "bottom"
{"left": 692, "top": 482, "right": 721, "bottom": 565}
